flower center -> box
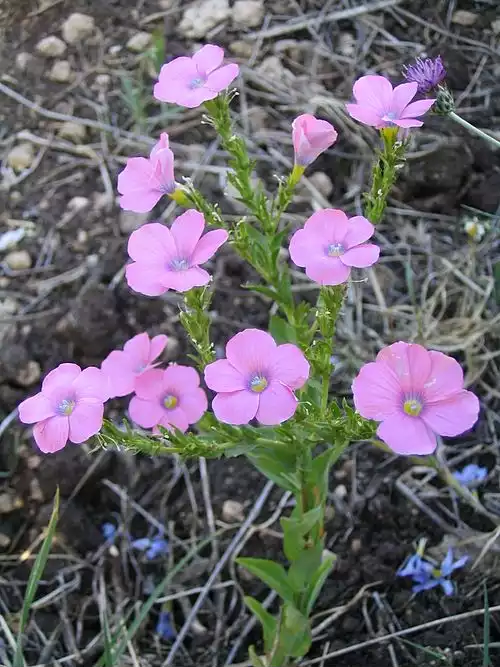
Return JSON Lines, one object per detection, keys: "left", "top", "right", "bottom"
{"left": 57, "top": 398, "right": 75, "bottom": 416}
{"left": 250, "top": 375, "right": 268, "bottom": 393}
{"left": 403, "top": 398, "right": 423, "bottom": 417}
{"left": 189, "top": 77, "right": 205, "bottom": 89}
{"left": 163, "top": 395, "right": 178, "bottom": 409}
{"left": 159, "top": 181, "right": 175, "bottom": 194}
{"left": 170, "top": 258, "right": 190, "bottom": 271}
{"left": 327, "top": 243, "right": 344, "bottom": 257}
{"left": 382, "top": 111, "right": 397, "bottom": 124}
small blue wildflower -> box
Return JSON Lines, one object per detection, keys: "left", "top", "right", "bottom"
{"left": 398, "top": 547, "right": 468, "bottom": 596}
{"left": 403, "top": 56, "right": 446, "bottom": 93}
{"left": 156, "top": 611, "right": 175, "bottom": 641}
{"left": 453, "top": 463, "right": 488, "bottom": 487}
{"left": 132, "top": 533, "right": 169, "bottom": 560}
{"left": 102, "top": 522, "right": 117, "bottom": 540}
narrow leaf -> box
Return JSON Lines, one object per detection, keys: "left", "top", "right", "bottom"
{"left": 304, "top": 553, "right": 336, "bottom": 616}
{"left": 237, "top": 558, "right": 295, "bottom": 604}
{"left": 244, "top": 596, "right": 277, "bottom": 652}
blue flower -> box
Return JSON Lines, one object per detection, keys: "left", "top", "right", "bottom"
{"left": 102, "top": 522, "right": 117, "bottom": 540}
{"left": 131, "top": 533, "right": 169, "bottom": 560}
{"left": 453, "top": 463, "right": 488, "bottom": 487}
{"left": 156, "top": 611, "right": 175, "bottom": 640}
{"left": 403, "top": 56, "right": 446, "bottom": 93}
{"left": 398, "top": 548, "right": 468, "bottom": 596}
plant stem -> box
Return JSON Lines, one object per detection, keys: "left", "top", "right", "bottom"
{"left": 449, "top": 112, "right": 500, "bottom": 150}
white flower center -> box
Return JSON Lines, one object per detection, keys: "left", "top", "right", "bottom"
{"left": 57, "top": 398, "right": 75, "bottom": 416}
{"left": 189, "top": 77, "right": 205, "bottom": 89}
{"left": 327, "top": 243, "right": 345, "bottom": 257}
{"left": 170, "top": 258, "right": 190, "bottom": 271}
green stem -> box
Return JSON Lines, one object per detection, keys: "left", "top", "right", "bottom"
{"left": 449, "top": 111, "right": 500, "bottom": 150}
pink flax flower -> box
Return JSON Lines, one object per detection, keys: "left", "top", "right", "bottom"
{"left": 130, "top": 365, "right": 207, "bottom": 432}
{"left": 204, "top": 329, "right": 309, "bottom": 426}
{"left": 154, "top": 44, "right": 239, "bottom": 109}
{"left": 18, "top": 363, "right": 108, "bottom": 454}
{"left": 101, "top": 332, "right": 168, "bottom": 398}
{"left": 118, "top": 132, "right": 175, "bottom": 213}
{"left": 352, "top": 342, "right": 480, "bottom": 456}
{"left": 289, "top": 209, "right": 379, "bottom": 286}
{"left": 126, "top": 210, "right": 228, "bottom": 296}
{"left": 292, "top": 114, "right": 338, "bottom": 167}
{"left": 346, "top": 75, "right": 435, "bottom": 129}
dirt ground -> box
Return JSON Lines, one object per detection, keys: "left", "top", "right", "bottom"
{"left": 1, "top": 0, "right": 500, "bottom": 665}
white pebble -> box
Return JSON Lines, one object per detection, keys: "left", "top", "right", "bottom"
{"left": 62, "top": 13, "right": 95, "bottom": 44}
{"left": 36, "top": 35, "right": 67, "bottom": 57}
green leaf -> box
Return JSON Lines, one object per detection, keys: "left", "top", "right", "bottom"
{"left": 280, "top": 604, "right": 312, "bottom": 658}
{"left": 288, "top": 543, "right": 323, "bottom": 594}
{"left": 281, "top": 506, "right": 322, "bottom": 561}
{"left": 269, "top": 314, "right": 297, "bottom": 344}
{"left": 248, "top": 645, "right": 267, "bottom": 667}
{"left": 237, "top": 558, "right": 295, "bottom": 604}
{"left": 303, "top": 552, "right": 336, "bottom": 616}
{"left": 13, "top": 489, "right": 59, "bottom": 667}
{"left": 244, "top": 596, "right": 277, "bottom": 652}
{"left": 244, "top": 283, "right": 280, "bottom": 301}
{"left": 248, "top": 450, "right": 299, "bottom": 492}
{"left": 310, "top": 446, "right": 344, "bottom": 502}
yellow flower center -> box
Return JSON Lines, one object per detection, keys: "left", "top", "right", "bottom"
{"left": 250, "top": 376, "right": 268, "bottom": 393}
{"left": 403, "top": 398, "right": 422, "bottom": 417}
{"left": 163, "top": 395, "right": 178, "bottom": 409}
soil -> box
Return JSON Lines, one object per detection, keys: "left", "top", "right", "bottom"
{"left": 1, "top": 0, "right": 500, "bottom": 666}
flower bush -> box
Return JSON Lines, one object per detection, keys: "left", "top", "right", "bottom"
{"left": 18, "top": 44, "right": 483, "bottom": 667}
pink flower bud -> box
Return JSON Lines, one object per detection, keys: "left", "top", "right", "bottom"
{"left": 292, "top": 114, "right": 338, "bottom": 167}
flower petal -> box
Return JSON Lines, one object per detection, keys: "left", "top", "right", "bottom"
{"left": 269, "top": 344, "right": 309, "bottom": 389}
{"left": 346, "top": 103, "right": 383, "bottom": 128}
{"left": 422, "top": 390, "right": 479, "bottom": 437}
{"left": 393, "top": 118, "right": 423, "bottom": 128}
{"left": 390, "top": 82, "right": 418, "bottom": 115}
{"left": 162, "top": 364, "right": 201, "bottom": 392}
{"left": 123, "top": 333, "right": 150, "bottom": 367}
{"left": 212, "top": 389, "right": 259, "bottom": 425}
{"left": 119, "top": 189, "right": 162, "bottom": 214}
{"left": 192, "top": 44, "right": 224, "bottom": 75}
{"left": 399, "top": 98, "right": 435, "bottom": 119}
{"left": 72, "top": 367, "right": 108, "bottom": 402}
{"left": 171, "top": 210, "right": 205, "bottom": 259}
{"left": 149, "top": 334, "right": 168, "bottom": 363}
{"left": 288, "top": 228, "right": 325, "bottom": 268}
{"left": 162, "top": 266, "right": 211, "bottom": 292}
{"left": 352, "top": 361, "right": 401, "bottom": 420}
{"left": 305, "top": 256, "right": 351, "bottom": 285}
{"left": 153, "top": 58, "right": 198, "bottom": 103}
{"left": 101, "top": 351, "right": 136, "bottom": 398}
{"left": 342, "top": 216, "right": 375, "bottom": 248}
{"left": 134, "top": 368, "right": 164, "bottom": 400}
{"left": 377, "top": 413, "right": 437, "bottom": 455}
{"left": 376, "top": 342, "right": 432, "bottom": 394}
{"left": 205, "top": 63, "right": 240, "bottom": 92}
{"left": 41, "top": 363, "right": 81, "bottom": 395}
{"left": 18, "top": 393, "right": 55, "bottom": 423}
{"left": 204, "top": 359, "right": 246, "bottom": 392}
{"left": 255, "top": 382, "right": 298, "bottom": 425}
{"left": 129, "top": 395, "right": 163, "bottom": 428}
{"left": 160, "top": 406, "right": 189, "bottom": 432}
{"left": 128, "top": 222, "right": 177, "bottom": 265}
{"left": 423, "top": 351, "right": 465, "bottom": 402}
{"left": 69, "top": 401, "right": 104, "bottom": 443}
{"left": 178, "top": 388, "right": 207, "bottom": 424}
{"left": 190, "top": 229, "right": 228, "bottom": 265}
{"left": 126, "top": 262, "right": 168, "bottom": 297}
{"left": 341, "top": 243, "right": 380, "bottom": 268}
{"left": 352, "top": 75, "right": 393, "bottom": 112}
{"left": 226, "top": 329, "right": 276, "bottom": 375}
{"left": 33, "top": 416, "right": 69, "bottom": 453}
{"left": 117, "top": 157, "right": 153, "bottom": 194}
{"left": 304, "top": 208, "right": 349, "bottom": 245}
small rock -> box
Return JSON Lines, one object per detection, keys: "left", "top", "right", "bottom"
{"left": 5, "top": 250, "right": 32, "bottom": 270}
{"left": 338, "top": 32, "right": 356, "bottom": 58}
{"left": 95, "top": 73, "right": 111, "bottom": 88}
{"left": 351, "top": 538, "right": 362, "bottom": 554}
{"left": 59, "top": 122, "right": 86, "bottom": 143}
{"left": 16, "top": 52, "right": 34, "bottom": 71}
{"left": 119, "top": 210, "right": 149, "bottom": 234}
{"left": 222, "top": 499, "right": 245, "bottom": 522}
{"left": 229, "top": 40, "right": 253, "bottom": 58}
{"left": 308, "top": 172, "right": 333, "bottom": 198}
{"left": 27, "top": 455, "right": 41, "bottom": 469}
{"left": 451, "top": 10, "right": 477, "bottom": 26}
{"left": 179, "top": 0, "right": 231, "bottom": 39}
{"left": 48, "top": 59, "right": 72, "bottom": 83}
{"left": 334, "top": 484, "right": 347, "bottom": 499}
{"left": 0, "top": 228, "right": 26, "bottom": 252}
{"left": 62, "top": 13, "right": 95, "bottom": 44}
{"left": 67, "top": 196, "right": 90, "bottom": 212}
{"left": 17, "top": 360, "right": 42, "bottom": 386}
{"left": 7, "top": 143, "right": 34, "bottom": 171}
{"left": 492, "top": 18, "right": 500, "bottom": 34}
{"left": 0, "top": 298, "right": 17, "bottom": 317}
{"left": 36, "top": 35, "right": 67, "bottom": 57}
{"left": 232, "top": 0, "right": 264, "bottom": 28}
{"left": 126, "top": 31, "right": 152, "bottom": 53}
{"left": 30, "top": 478, "right": 44, "bottom": 502}
{"left": 159, "top": 0, "right": 176, "bottom": 8}
{"left": 108, "top": 45, "right": 122, "bottom": 56}
{"left": 0, "top": 492, "right": 23, "bottom": 513}
{"left": 0, "top": 534, "right": 11, "bottom": 548}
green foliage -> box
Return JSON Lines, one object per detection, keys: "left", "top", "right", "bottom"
{"left": 13, "top": 490, "right": 59, "bottom": 667}
{"left": 179, "top": 286, "right": 216, "bottom": 369}
{"left": 238, "top": 558, "right": 296, "bottom": 605}
{"left": 244, "top": 597, "right": 278, "bottom": 653}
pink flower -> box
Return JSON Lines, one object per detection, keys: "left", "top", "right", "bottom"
{"left": 117, "top": 132, "right": 175, "bottom": 213}
{"left": 126, "top": 210, "right": 228, "bottom": 295}
{"left": 292, "top": 114, "right": 338, "bottom": 166}
{"left": 18, "top": 363, "right": 107, "bottom": 454}
{"left": 346, "top": 75, "right": 435, "bottom": 129}
{"left": 129, "top": 365, "right": 207, "bottom": 432}
{"left": 153, "top": 44, "right": 239, "bottom": 109}
{"left": 352, "top": 342, "right": 480, "bottom": 456}
{"left": 289, "top": 209, "right": 379, "bottom": 286}
{"left": 101, "top": 333, "right": 168, "bottom": 398}
{"left": 204, "top": 329, "right": 309, "bottom": 426}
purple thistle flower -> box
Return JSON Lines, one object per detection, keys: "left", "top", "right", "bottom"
{"left": 403, "top": 56, "right": 446, "bottom": 93}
